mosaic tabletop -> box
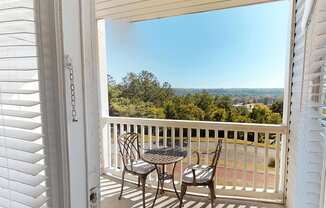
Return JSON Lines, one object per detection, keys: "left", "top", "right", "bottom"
{"left": 142, "top": 147, "right": 187, "bottom": 165}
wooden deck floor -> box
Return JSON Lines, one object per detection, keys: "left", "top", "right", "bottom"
{"left": 100, "top": 175, "right": 285, "bottom": 208}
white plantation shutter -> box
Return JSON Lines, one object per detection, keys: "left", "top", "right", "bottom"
{"left": 0, "top": 0, "right": 48, "bottom": 207}
{"left": 287, "top": 0, "right": 326, "bottom": 207}
{"left": 296, "top": 0, "right": 326, "bottom": 207}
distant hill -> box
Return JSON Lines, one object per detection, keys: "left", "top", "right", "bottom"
{"left": 173, "top": 88, "right": 284, "bottom": 98}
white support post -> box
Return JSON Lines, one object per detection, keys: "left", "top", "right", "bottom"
{"left": 97, "top": 19, "right": 109, "bottom": 174}
{"left": 61, "top": 0, "right": 98, "bottom": 207}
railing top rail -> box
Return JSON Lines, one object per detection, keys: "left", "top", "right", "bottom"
{"left": 104, "top": 116, "right": 288, "bottom": 133}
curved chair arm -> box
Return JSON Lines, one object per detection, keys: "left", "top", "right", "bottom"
{"left": 192, "top": 151, "right": 217, "bottom": 165}
{"left": 191, "top": 168, "right": 197, "bottom": 184}
{"left": 192, "top": 151, "right": 200, "bottom": 164}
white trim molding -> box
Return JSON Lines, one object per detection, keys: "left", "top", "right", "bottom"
{"left": 35, "top": 0, "right": 70, "bottom": 207}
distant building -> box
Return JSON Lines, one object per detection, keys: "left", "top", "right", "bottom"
{"left": 232, "top": 103, "right": 264, "bottom": 112}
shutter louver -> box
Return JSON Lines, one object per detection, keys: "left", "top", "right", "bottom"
{"left": 0, "top": 0, "right": 48, "bottom": 207}
{"left": 300, "top": 0, "right": 326, "bottom": 207}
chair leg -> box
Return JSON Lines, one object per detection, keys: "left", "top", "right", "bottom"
{"left": 140, "top": 176, "right": 147, "bottom": 208}
{"left": 208, "top": 181, "right": 216, "bottom": 207}
{"left": 179, "top": 183, "right": 187, "bottom": 208}
{"left": 138, "top": 176, "right": 140, "bottom": 187}
{"left": 118, "top": 170, "right": 126, "bottom": 200}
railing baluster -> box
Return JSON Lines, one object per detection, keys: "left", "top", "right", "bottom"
{"left": 148, "top": 126, "right": 153, "bottom": 181}
{"left": 274, "top": 133, "right": 281, "bottom": 192}
{"left": 206, "top": 129, "right": 209, "bottom": 165}
{"left": 180, "top": 128, "right": 184, "bottom": 182}
{"left": 163, "top": 126, "right": 167, "bottom": 147}
{"left": 149, "top": 126, "right": 152, "bottom": 149}
{"left": 188, "top": 128, "right": 192, "bottom": 165}
{"left": 108, "top": 123, "right": 112, "bottom": 169}
{"left": 264, "top": 132, "right": 269, "bottom": 191}
{"left": 172, "top": 127, "right": 175, "bottom": 148}
{"left": 197, "top": 128, "right": 200, "bottom": 157}
{"left": 243, "top": 131, "right": 248, "bottom": 190}
{"left": 253, "top": 131, "right": 258, "bottom": 190}
{"left": 180, "top": 128, "right": 184, "bottom": 149}
{"left": 120, "top": 123, "right": 124, "bottom": 135}
{"left": 141, "top": 125, "right": 145, "bottom": 154}
{"left": 224, "top": 130, "right": 228, "bottom": 187}
{"left": 215, "top": 129, "right": 219, "bottom": 185}
{"left": 113, "top": 123, "right": 118, "bottom": 170}
{"left": 233, "top": 131, "right": 237, "bottom": 189}
{"left": 156, "top": 126, "right": 160, "bottom": 148}
{"left": 119, "top": 124, "right": 124, "bottom": 169}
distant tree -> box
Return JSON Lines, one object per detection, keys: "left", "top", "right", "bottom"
{"left": 209, "top": 107, "right": 227, "bottom": 121}
{"left": 266, "top": 112, "right": 282, "bottom": 124}
{"left": 120, "top": 71, "right": 174, "bottom": 106}
{"left": 175, "top": 103, "right": 205, "bottom": 120}
{"left": 229, "top": 106, "right": 251, "bottom": 123}
{"left": 108, "top": 75, "right": 122, "bottom": 115}
{"left": 163, "top": 100, "right": 177, "bottom": 119}
{"left": 250, "top": 104, "right": 282, "bottom": 124}
{"left": 250, "top": 104, "right": 271, "bottom": 123}
{"left": 214, "top": 96, "right": 232, "bottom": 110}
{"left": 110, "top": 97, "right": 165, "bottom": 119}
{"left": 271, "top": 98, "right": 283, "bottom": 116}
{"left": 192, "top": 92, "right": 214, "bottom": 119}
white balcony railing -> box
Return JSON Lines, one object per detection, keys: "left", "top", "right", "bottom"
{"left": 101, "top": 116, "right": 287, "bottom": 202}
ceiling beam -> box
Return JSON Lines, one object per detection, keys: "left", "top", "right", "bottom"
{"left": 96, "top": 0, "right": 281, "bottom": 21}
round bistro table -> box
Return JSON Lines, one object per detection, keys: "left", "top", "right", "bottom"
{"left": 142, "top": 147, "right": 187, "bottom": 208}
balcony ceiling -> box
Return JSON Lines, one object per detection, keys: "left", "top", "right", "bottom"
{"left": 95, "top": 0, "right": 280, "bottom": 22}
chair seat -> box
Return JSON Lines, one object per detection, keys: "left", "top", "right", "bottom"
{"left": 182, "top": 164, "right": 213, "bottom": 184}
{"left": 126, "top": 160, "right": 155, "bottom": 175}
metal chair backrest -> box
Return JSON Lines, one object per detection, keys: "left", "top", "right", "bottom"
{"left": 210, "top": 139, "right": 223, "bottom": 179}
{"left": 117, "top": 133, "right": 141, "bottom": 170}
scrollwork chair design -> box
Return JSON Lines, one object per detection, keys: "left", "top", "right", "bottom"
{"left": 179, "top": 139, "right": 223, "bottom": 207}
{"left": 117, "top": 133, "right": 155, "bottom": 208}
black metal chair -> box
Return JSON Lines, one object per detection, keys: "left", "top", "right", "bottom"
{"left": 117, "top": 132, "right": 155, "bottom": 208}
{"left": 179, "top": 139, "right": 223, "bottom": 207}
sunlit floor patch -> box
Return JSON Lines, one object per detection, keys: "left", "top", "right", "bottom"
{"left": 100, "top": 175, "right": 284, "bottom": 208}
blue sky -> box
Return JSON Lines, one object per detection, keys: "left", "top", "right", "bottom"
{"left": 106, "top": 1, "right": 291, "bottom": 88}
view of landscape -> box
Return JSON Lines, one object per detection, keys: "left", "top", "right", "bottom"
{"left": 108, "top": 70, "right": 284, "bottom": 124}
{"left": 105, "top": 1, "right": 290, "bottom": 193}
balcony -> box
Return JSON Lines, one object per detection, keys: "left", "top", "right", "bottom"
{"left": 101, "top": 116, "right": 287, "bottom": 207}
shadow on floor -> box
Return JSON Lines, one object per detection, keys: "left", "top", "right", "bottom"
{"left": 100, "top": 176, "right": 284, "bottom": 208}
